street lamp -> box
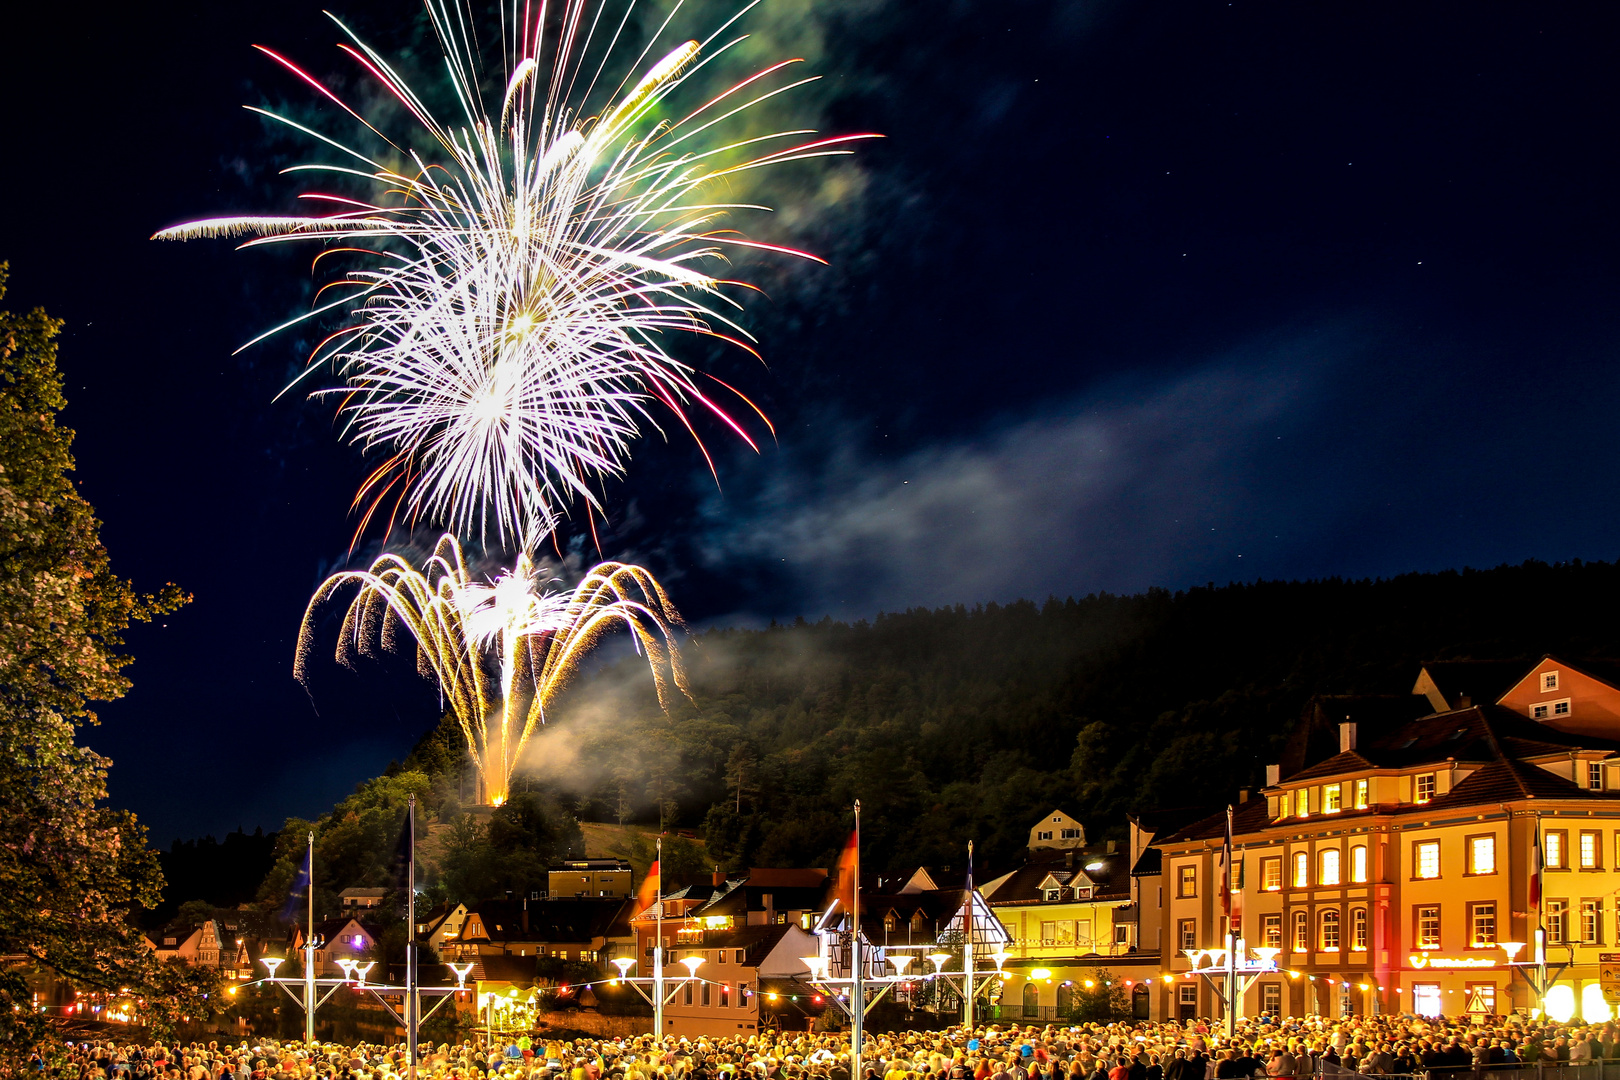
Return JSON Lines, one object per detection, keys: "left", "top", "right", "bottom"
{"left": 449, "top": 963, "right": 475, "bottom": 989}
{"left": 678, "top": 956, "right": 705, "bottom": 979}
{"left": 928, "top": 952, "right": 951, "bottom": 974}
{"left": 612, "top": 958, "right": 636, "bottom": 982}
{"left": 802, "top": 956, "right": 829, "bottom": 981}
{"left": 1499, "top": 942, "right": 1525, "bottom": 963}
{"left": 261, "top": 957, "right": 284, "bottom": 981}
{"left": 335, "top": 959, "right": 356, "bottom": 981}
{"left": 887, "top": 955, "right": 914, "bottom": 976}
{"left": 353, "top": 962, "right": 375, "bottom": 986}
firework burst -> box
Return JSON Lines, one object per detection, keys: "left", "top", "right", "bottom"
{"left": 155, "top": 0, "right": 875, "bottom": 550}
{"left": 297, "top": 534, "right": 687, "bottom": 805}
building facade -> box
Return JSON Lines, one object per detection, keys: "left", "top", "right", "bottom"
{"left": 1151, "top": 656, "right": 1620, "bottom": 1022}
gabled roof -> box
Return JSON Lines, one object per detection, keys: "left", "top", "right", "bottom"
{"left": 984, "top": 847, "right": 1131, "bottom": 905}
{"left": 1414, "top": 660, "right": 1531, "bottom": 711}
{"left": 1284, "top": 705, "right": 1620, "bottom": 781}
{"left": 1423, "top": 758, "right": 1591, "bottom": 809}
{"left": 464, "top": 898, "right": 632, "bottom": 943}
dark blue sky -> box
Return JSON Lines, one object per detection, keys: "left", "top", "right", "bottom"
{"left": 3, "top": 1, "right": 1619, "bottom": 845}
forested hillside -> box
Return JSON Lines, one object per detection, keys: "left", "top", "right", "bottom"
{"left": 180, "top": 559, "right": 1620, "bottom": 920}
{"left": 535, "top": 559, "right": 1620, "bottom": 878}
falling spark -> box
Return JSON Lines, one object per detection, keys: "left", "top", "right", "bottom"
{"left": 296, "top": 535, "right": 687, "bottom": 806}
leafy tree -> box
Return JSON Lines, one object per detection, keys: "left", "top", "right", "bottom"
{"left": 0, "top": 265, "right": 202, "bottom": 1058}
{"left": 1066, "top": 966, "right": 1128, "bottom": 1022}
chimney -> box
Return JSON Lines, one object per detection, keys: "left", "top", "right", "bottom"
{"left": 713, "top": 869, "right": 726, "bottom": 887}
{"left": 1340, "top": 722, "right": 1357, "bottom": 753}
{"left": 1265, "top": 764, "right": 1280, "bottom": 786}
{"left": 1105, "top": 840, "right": 1117, "bottom": 854}
{"left": 1238, "top": 788, "right": 1251, "bottom": 803}
{"left": 522, "top": 896, "right": 529, "bottom": 933}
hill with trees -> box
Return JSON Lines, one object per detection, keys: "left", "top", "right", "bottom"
{"left": 214, "top": 557, "right": 1620, "bottom": 932}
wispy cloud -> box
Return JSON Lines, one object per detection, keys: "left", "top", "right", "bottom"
{"left": 695, "top": 334, "right": 1349, "bottom": 616}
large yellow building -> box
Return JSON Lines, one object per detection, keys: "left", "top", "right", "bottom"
{"left": 980, "top": 810, "right": 1161, "bottom": 1019}
{"left": 1153, "top": 656, "right": 1620, "bottom": 1021}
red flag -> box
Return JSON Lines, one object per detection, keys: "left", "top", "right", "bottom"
{"left": 1529, "top": 833, "right": 1543, "bottom": 906}
{"left": 834, "top": 829, "right": 859, "bottom": 917}
{"left": 635, "top": 858, "right": 661, "bottom": 917}
{"left": 1220, "top": 806, "right": 1234, "bottom": 920}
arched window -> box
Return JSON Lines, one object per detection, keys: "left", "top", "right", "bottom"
{"left": 1320, "top": 849, "right": 1341, "bottom": 886}
{"left": 1292, "top": 911, "right": 1309, "bottom": 952}
{"left": 1293, "top": 852, "right": 1309, "bottom": 888}
{"left": 1056, "top": 982, "right": 1074, "bottom": 1017}
{"left": 1023, "top": 981, "right": 1040, "bottom": 1017}
{"left": 1350, "top": 845, "right": 1368, "bottom": 883}
{"left": 1321, "top": 909, "right": 1341, "bottom": 951}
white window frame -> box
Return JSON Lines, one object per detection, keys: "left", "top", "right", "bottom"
{"left": 1415, "top": 773, "right": 1436, "bottom": 803}
{"left": 1591, "top": 763, "right": 1605, "bottom": 791}
{"left": 1543, "top": 670, "right": 1561, "bottom": 692}
{"left": 1320, "top": 848, "right": 1341, "bottom": 886}
{"left": 1415, "top": 841, "right": 1441, "bottom": 879}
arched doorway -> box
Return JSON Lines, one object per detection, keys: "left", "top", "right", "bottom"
{"left": 1132, "top": 982, "right": 1150, "bottom": 1020}
{"left": 1056, "top": 982, "right": 1073, "bottom": 1018}
{"left": 1023, "top": 981, "right": 1040, "bottom": 1017}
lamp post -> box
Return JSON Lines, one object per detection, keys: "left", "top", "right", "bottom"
{"left": 1501, "top": 933, "right": 1567, "bottom": 1017}
{"left": 1187, "top": 940, "right": 1277, "bottom": 1033}
{"left": 609, "top": 954, "right": 708, "bottom": 1035}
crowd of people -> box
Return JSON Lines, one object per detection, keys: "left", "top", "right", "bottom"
{"left": 32, "top": 1014, "right": 1620, "bottom": 1080}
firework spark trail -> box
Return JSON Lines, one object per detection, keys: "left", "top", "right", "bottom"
{"left": 156, "top": 0, "right": 878, "bottom": 551}
{"left": 296, "top": 534, "right": 687, "bottom": 805}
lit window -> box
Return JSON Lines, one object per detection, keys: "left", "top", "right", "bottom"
{"left": 1293, "top": 852, "right": 1309, "bottom": 888}
{"left": 1546, "top": 831, "right": 1566, "bottom": 869}
{"left": 1044, "top": 888, "right": 1061, "bottom": 902}
{"left": 1320, "top": 849, "right": 1341, "bottom": 886}
{"left": 1351, "top": 907, "right": 1368, "bottom": 951}
{"left": 1416, "top": 905, "right": 1440, "bottom": 949}
{"left": 1416, "top": 841, "right": 1440, "bottom": 879}
{"left": 1354, "top": 779, "right": 1369, "bottom": 810}
{"left": 1591, "top": 763, "right": 1604, "bottom": 791}
{"left": 1179, "top": 919, "right": 1196, "bottom": 951}
{"left": 1583, "top": 900, "right": 1602, "bottom": 945}
{"left": 1582, "top": 831, "right": 1602, "bottom": 870}
{"left": 1292, "top": 911, "right": 1308, "bottom": 952}
{"left": 1179, "top": 866, "right": 1196, "bottom": 898}
{"left": 1544, "top": 671, "right": 1560, "bottom": 692}
{"left": 1350, "top": 845, "right": 1368, "bottom": 883}
{"left": 1320, "top": 910, "right": 1340, "bottom": 951}
{"left": 1295, "top": 789, "right": 1309, "bottom": 817}
{"left": 1547, "top": 900, "right": 1568, "bottom": 944}
{"left": 1263, "top": 914, "right": 1282, "bottom": 949}
{"left": 1415, "top": 774, "right": 1436, "bottom": 803}
{"left": 1261, "top": 858, "right": 1282, "bottom": 891}
{"left": 1323, "top": 785, "right": 1342, "bottom": 814}
{"left": 1470, "top": 903, "right": 1496, "bottom": 946}
{"left": 1470, "top": 836, "right": 1496, "bottom": 875}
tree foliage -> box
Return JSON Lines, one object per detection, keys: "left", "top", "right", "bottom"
{"left": 0, "top": 265, "right": 203, "bottom": 1058}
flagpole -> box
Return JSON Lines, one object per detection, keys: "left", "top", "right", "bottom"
{"left": 851, "top": 800, "right": 863, "bottom": 1080}
{"left": 305, "top": 830, "right": 316, "bottom": 1046}
{"left": 964, "top": 841, "right": 975, "bottom": 1032}
{"left": 1224, "top": 805, "right": 1236, "bottom": 1039}
{"left": 407, "top": 795, "right": 418, "bottom": 1080}
{"left": 654, "top": 835, "right": 664, "bottom": 1038}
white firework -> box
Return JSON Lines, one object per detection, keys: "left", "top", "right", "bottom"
{"left": 156, "top": 0, "right": 875, "bottom": 549}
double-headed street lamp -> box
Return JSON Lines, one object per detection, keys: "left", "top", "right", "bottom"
{"left": 609, "top": 954, "right": 710, "bottom": 1036}
{"left": 1184, "top": 942, "right": 1280, "bottom": 1035}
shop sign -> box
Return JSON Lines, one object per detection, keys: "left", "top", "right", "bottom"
{"left": 1599, "top": 953, "right": 1620, "bottom": 1004}
{"left": 1408, "top": 952, "right": 1497, "bottom": 969}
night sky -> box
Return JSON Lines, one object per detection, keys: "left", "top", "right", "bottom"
{"left": 3, "top": 1, "right": 1619, "bottom": 845}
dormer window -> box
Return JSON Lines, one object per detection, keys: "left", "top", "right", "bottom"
{"left": 1323, "top": 785, "right": 1342, "bottom": 814}
{"left": 1044, "top": 887, "right": 1062, "bottom": 902}
{"left": 884, "top": 912, "right": 898, "bottom": 932}
{"left": 1544, "top": 671, "right": 1561, "bottom": 692}
{"left": 1294, "top": 789, "right": 1309, "bottom": 817}
{"left": 1074, "top": 886, "right": 1092, "bottom": 899}
{"left": 1415, "top": 773, "right": 1436, "bottom": 803}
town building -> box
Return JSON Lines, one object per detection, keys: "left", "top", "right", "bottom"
{"left": 979, "top": 812, "right": 1154, "bottom": 1020}
{"left": 548, "top": 859, "right": 634, "bottom": 899}
{"left": 448, "top": 897, "right": 634, "bottom": 966}
{"left": 339, "top": 888, "right": 388, "bottom": 911}
{"left": 1150, "top": 655, "right": 1620, "bottom": 1022}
